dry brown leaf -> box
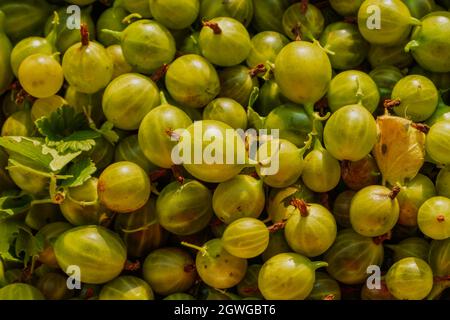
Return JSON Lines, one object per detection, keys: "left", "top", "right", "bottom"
{"left": 372, "top": 115, "right": 426, "bottom": 186}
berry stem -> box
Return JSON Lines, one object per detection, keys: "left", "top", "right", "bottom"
{"left": 171, "top": 165, "right": 185, "bottom": 184}
{"left": 373, "top": 231, "right": 392, "bottom": 245}
{"left": 301, "top": 0, "right": 309, "bottom": 14}
{"left": 389, "top": 186, "right": 401, "bottom": 199}
{"left": 149, "top": 168, "right": 169, "bottom": 182}
{"left": 405, "top": 40, "right": 420, "bottom": 53}
{"left": 290, "top": 198, "right": 309, "bottom": 217}
{"left": 184, "top": 264, "right": 196, "bottom": 273}
{"left": 165, "top": 128, "right": 181, "bottom": 141}
{"left": 312, "top": 261, "right": 328, "bottom": 270}
{"left": 267, "top": 221, "right": 287, "bottom": 233}
{"left": 411, "top": 123, "right": 430, "bottom": 134}
{"left": 249, "top": 64, "right": 267, "bottom": 78}
{"left": 121, "top": 220, "right": 157, "bottom": 233}
{"left": 291, "top": 24, "right": 302, "bottom": 41}
{"left": 209, "top": 217, "right": 223, "bottom": 228}
{"left": 101, "top": 29, "right": 122, "bottom": 41}
{"left": 320, "top": 193, "right": 331, "bottom": 210}
{"left": 181, "top": 241, "right": 208, "bottom": 256}
{"left": 47, "top": 11, "right": 60, "bottom": 50}
{"left": 203, "top": 21, "right": 222, "bottom": 34}
{"left": 122, "top": 13, "right": 142, "bottom": 24}
{"left": 80, "top": 24, "right": 90, "bottom": 47}
{"left": 151, "top": 64, "right": 169, "bottom": 82}
{"left": 384, "top": 99, "right": 401, "bottom": 112}
{"left": 124, "top": 260, "right": 141, "bottom": 271}
{"left": 409, "top": 17, "right": 422, "bottom": 26}
{"left": 242, "top": 287, "right": 259, "bottom": 294}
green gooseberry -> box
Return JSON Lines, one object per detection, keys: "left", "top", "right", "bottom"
{"left": 391, "top": 75, "right": 439, "bottom": 122}
{"left": 327, "top": 70, "right": 380, "bottom": 113}
{"left": 218, "top": 65, "right": 258, "bottom": 107}
{"left": 150, "top": 0, "right": 199, "bottom": 30}
{"left": 165, "top": 54, "right": 220, "bottom": 109}
{"left": 199, "top": 17, "right": 251, "bottom": 67}
{"left": 203, "top": 98, "right": 247, "bottom": 130}
{"left": 246, "top": 31, "right": 289, "bottom": 68}
{"left": 102, "top": 73, "right": 160, "bottom": 130}
{"left": 319, "top": 22, "right": 369, "bottom": 70}
{"left": 357, "top": 0, "right": 421, "bottom": 46}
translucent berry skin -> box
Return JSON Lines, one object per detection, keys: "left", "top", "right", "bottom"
{"left": 385, "top": 257, "right": 433, "bottom": 300}
{"left": 98, "top": 161, "right": 151, "bottom": 214}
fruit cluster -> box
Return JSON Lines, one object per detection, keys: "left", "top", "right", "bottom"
{"left": 0, "top": 0, "right": 449, "bottom": 301}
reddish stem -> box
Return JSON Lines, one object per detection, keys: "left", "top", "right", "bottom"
{"left": 373, "top": 231, "right": 392, "bottom": 245}
{"left": 291, "top": 24, "right": 302, "bottom": 41}
{"left": 323, "top": 294, "right": 336, "bottom": 300}
{"left": 249, "top": 64, "right": 267, "bottom": 78}
{"left": 15, "top": 89, "right": 31, "bottom": 104}
{"left": 290, "top": 198, "right": 309, "bottom": 217}
{"left": 389, "top": 186, "right": 401, "bottom": 199}
{"left": 209, "top": 217, "right": 223, "bottom": 227}
{"left": 384, "top": 99, "right": 401, "bottom": 110}
{"left": 315, "top": 1, "right": 330, "bottom": 9}
{"left": 171, "top": 165, "right": 185, "bottom": 184}
{"left": 344, "top": 16, "right": 357, "bottom": 24}
{"left": 151, "top": 64, "right": 169, "bottom": 82}
{"left": 53, "top": 192, "right": 65, "bottom": 204}
{"left": 8, "top": 80, "right": 20, "bottom": 91}
{"left": 149, "top": 168, "right": 169, "bottom": 182}
{"left": 202, "top": 21, "right": 222, "bottom": 34}
{"left": 300, "top": 0, "right": 309, "bottom": 14}
{"left": 268, "top": 221, "right": 287, "bottom": 233}
{"left": 320, "top": 193, "right": 331, "bottom": 211}
{"left": 184, "top": 264, "right": 196, "bottom": 273}
{"left": 165, "top": 128, "right": 181, "bottom": 141}
{"left": 124, "top": 260, "right": 141, "bottom": 271}
{"left": 434, "top": 275, "right": 450, "bottom": 282}
{"left": 412, "top": 123, "right": 430, "bottom": 134}
{"left": 21, "top": 261, "right": 42, "bottom": 283}
{"left": 84, "top": 288, "right": 95, "bottom": 300}
{"left": 80, "top": 24, "right": 89, "bottom": 46}
{"left": 242, "top": 287, "right": 259, "bottom": 294}
{"left": 249, "top": 171, "right": 259, "bottom": 179}
{"left": 9, "top": 81, "right": 35, "bottom": 104}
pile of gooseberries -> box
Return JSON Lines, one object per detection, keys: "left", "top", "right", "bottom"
{"left": 0, "top": 0, "right": 449, "bottom": 302}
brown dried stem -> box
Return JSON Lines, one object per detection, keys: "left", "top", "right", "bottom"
{"left": 80, "top": 24, "right": 89, "bottom": 46}
{"left": 202, "top": 21, "right": 222, "bottom": 34}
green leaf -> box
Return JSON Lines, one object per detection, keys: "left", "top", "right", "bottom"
{"left": 46, "top": 130, "right": 98, "bottom": 154}
{"left": 15, "top": 227, "right": 44, "bottom": 267}
{"left": 0, "top": 218, "right": 23, "bottom": 264}
{"left": 0, "top": 137, "right": 53, "bottom": 170}
{"left": 0, "top": 137, "right": 82, "bottom": 172}
{"left": 35, "top": 106, "right": 101, "bottom": 153}
{"left": 42, "top": 145, "right": 83, "bottom": 172}
{"left": 90, "top": 121, "right": 120, "bottom": 145}
{"left": 35, "top": 105, "right": 88, "bottom": 139}
{"left": 60, "top": 158, "right": 97, "bottom": 188}
{"left": 0, "top": 194, "right": 33, "bottom": 219}
{"left": 0, "top": 257, "right": 6, "bottom": 287}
